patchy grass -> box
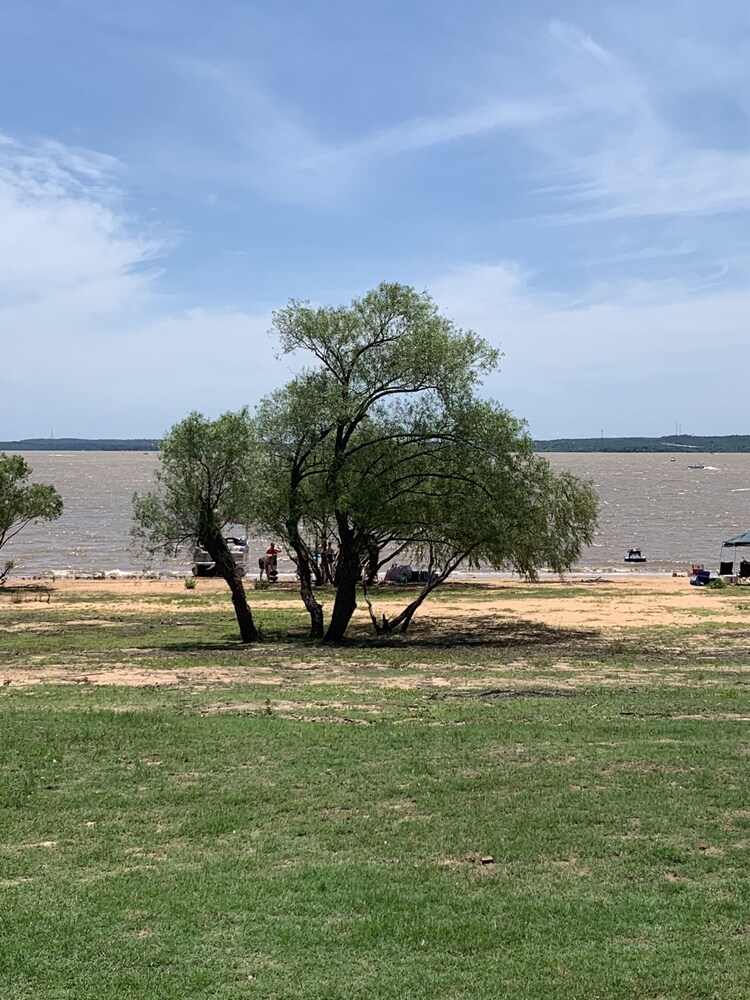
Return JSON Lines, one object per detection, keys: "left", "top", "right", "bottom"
{"left": 2, "top": 581, "right": 750, "bottom": 998}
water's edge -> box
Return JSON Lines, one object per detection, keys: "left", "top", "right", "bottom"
{"left": 5, "top": 451, "right": 748, "bottom": 578}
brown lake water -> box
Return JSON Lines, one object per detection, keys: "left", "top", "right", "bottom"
{"left": 5, "top": 451, "right": 750, "bottom": 577}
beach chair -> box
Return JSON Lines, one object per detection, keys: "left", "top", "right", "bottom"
{"left": 719, "top": 561, "right": 734, "bottom": 576}
{"left": 739, "top": 560, "right": 750, "bottom": 583}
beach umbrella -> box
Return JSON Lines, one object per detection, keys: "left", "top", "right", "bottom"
{"left": 723, "top": 531, "right": 750, "bottom": 546}
{"left": 719, "top": 531, "right": 750, "bottom": 575}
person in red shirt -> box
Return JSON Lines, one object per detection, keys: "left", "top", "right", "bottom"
{"left": 265, "top": 544, "right": 280, "bottom": 582}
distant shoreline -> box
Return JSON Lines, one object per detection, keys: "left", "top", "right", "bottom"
{"left": 535, "top": 435, "right": 750, "bottom": 453}
{"left": 3, "top": 434, "right": 750, "bottom": 453}
{"left": 0, "top": 438, "right": 159, "bottom": 451}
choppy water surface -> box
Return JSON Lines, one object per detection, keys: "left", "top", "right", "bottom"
{"left": 6, "top": 451, "right": 750, "bottom": 576}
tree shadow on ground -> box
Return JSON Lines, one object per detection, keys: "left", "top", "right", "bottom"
{"left": 152, "top": 614, "right": 750, "bottom": 664}
{"left": 340, "top": 615, "right": 601, "bottom": 651}
{"left": 0, "top": 584, "right": 53, "bottom": 601}
{"left": 155, "top": 618, "right": 591, "bottom": 657}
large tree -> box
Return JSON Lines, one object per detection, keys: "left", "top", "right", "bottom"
{"left": 255, "top": 282, "right": 599, "bottom": 641}
{"left": 132, "top": 410, "right": 261, "bottom": 643}
{"left": 0, "top": 453, "right": 63, "bottom": 583}
{"left": 356, "top": 404, "right": 599, "bottom": 633}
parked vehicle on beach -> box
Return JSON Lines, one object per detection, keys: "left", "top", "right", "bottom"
{"left": 192, "top": 536, "right": 248, "bottom": 577}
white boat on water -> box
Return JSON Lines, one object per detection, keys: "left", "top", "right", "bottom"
{"left": 688, "top": 463, "right": 705, "bottom": 469}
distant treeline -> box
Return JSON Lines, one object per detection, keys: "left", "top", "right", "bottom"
{"left": 0, "top": 438, "right": 158, "bottom": 451}
{"left": 534, "top": 435, "right": 750, "bottom": 453}
{"left": 3, "top": 433, "right": 750, "bottom": 453}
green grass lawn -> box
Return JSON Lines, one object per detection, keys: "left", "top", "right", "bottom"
{"left": 2, "top": 583, "right": 750, "bottom": 999}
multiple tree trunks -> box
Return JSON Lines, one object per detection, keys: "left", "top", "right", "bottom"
{"left": 132, "top": 284, "right": 598, "bottom": 645}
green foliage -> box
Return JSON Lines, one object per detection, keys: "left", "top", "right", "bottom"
{"left": 132, "top": 409, "right": 263, "bottom": 643}
{"left": 183, "top": 576, "right": 197, "bottom": 590}
{"left": 255, "top": 282, "right": 599, "bottom": 639}
{"left": 0, "top": 453, "right": 63, "bottom": 582}
{"left": 132, "top": 409, "right": 261, "bottom": 557}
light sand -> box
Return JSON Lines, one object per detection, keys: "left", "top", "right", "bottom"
{"left": 3, "top": 573, "right": 744, "bottom": 630}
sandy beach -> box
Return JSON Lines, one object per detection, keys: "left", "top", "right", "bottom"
{"left": 4, "top": 572, "right": 740, "bottom": 633}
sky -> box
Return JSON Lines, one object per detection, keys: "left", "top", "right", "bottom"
{"left": 1, "top": 0, "right": 749, "bottom": 440}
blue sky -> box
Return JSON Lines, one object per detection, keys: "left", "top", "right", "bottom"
{"left": 2, "top": 0, "right": 749, "bottom": 439}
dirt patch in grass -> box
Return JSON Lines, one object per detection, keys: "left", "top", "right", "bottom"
{"left": 546, "top": 855, "right": 591, "bottom": 877}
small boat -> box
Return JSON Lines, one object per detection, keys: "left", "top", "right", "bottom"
{"left": 624, "top": 548, "right": 647, "bottom": 563}
{"left": 688, "top": 463, "right": 705, "bottom": 469}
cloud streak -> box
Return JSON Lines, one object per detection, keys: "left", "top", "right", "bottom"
{"left": 166, "top": 10, "right": 750, "bottom": 228}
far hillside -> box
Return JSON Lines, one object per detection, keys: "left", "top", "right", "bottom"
{"left": 0, "top": 439, "right": 158, "bottom": 452}
{"left": 534, "top": 435, "right": 750, "bottom": 453}
{"left": 2, "top": 434, "right": 750, "bottom": 453}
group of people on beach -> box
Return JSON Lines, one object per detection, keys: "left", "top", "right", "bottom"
{"left": 257, "top": 541, "right": 338, "bottom": 584}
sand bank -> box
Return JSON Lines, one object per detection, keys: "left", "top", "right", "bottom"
{"left": 3, "top": 573, "right": 739, "bottom": 631}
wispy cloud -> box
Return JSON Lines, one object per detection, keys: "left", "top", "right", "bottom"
{"left": 0, "top": 134, "right": 275, "bottom": 437}
{"left": 429, "top": 259, "right": 750, "bottom": 435}
{"left": 4, "top": 2, "right": 750, "bottom": 439}
{"left": 165, "top": 11, "right": 750, "bottom": 225}
{"left": 584, "top": 242, "right": 697, "bottom": 265}
{"left": 531, "top": 18, "right": 750, "bottom": 222}
{"left": 167, "top": 53, "right": 561, "bottom": 207}
{"left": 0, "top": 135, "right": 162, "bottom": 311}
{"left": 301, "top": 98, "right": 557, "bottom": 164}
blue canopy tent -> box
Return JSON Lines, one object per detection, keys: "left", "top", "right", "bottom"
{"left": 719, "top": 532, "right": 750, "bottom": 579}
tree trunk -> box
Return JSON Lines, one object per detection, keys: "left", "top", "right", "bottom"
{"left": 378, "top": 548, "right": 475, "bottom": 635}
{"left": 325, "top": 549, "right": 361, "bottom": 642}
{"left": 363, "top": 539, "right": 380, "bottom": 587}
{"left": 300, "top": 570, "right": 325, "bottom": 638}
{"left": 204, "top": 531, "right": 259, "bottom": 643}
{"left": 289, "top": 534, "right": 324, "bottom": 639}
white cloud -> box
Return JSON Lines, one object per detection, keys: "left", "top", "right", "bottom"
{"left": 429, "top": 260, "right": 750, "bottom": 436}
{"left": 0, "top": 135, "right": 276, "bottom": 438}
{"left": 0, "top": 135, "right": 160, "bottom": 312}
{"left": 166, "top": 13, "right": 750, "bottom": 225}
{"left": 167, "top": 54, "right": 561, "bottom": 208}
{"left": 432, "top": 260, "right": 749, "bottom": 368}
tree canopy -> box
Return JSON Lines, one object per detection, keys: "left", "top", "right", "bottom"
{"left": 253, "top": 282, "right": 599, "bottom": 640}
{"left": 0, "top": 453, "right": 63, "bottom": 584}
{"left": 132, "top": 409, "right": 262, "bottom": 642}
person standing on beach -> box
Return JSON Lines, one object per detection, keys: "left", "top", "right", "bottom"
{"left": 265, "top": 544, "right": 280, "bottom": 582}
{"left": 322, "top": 541, "right": 336, "bottom": 584}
